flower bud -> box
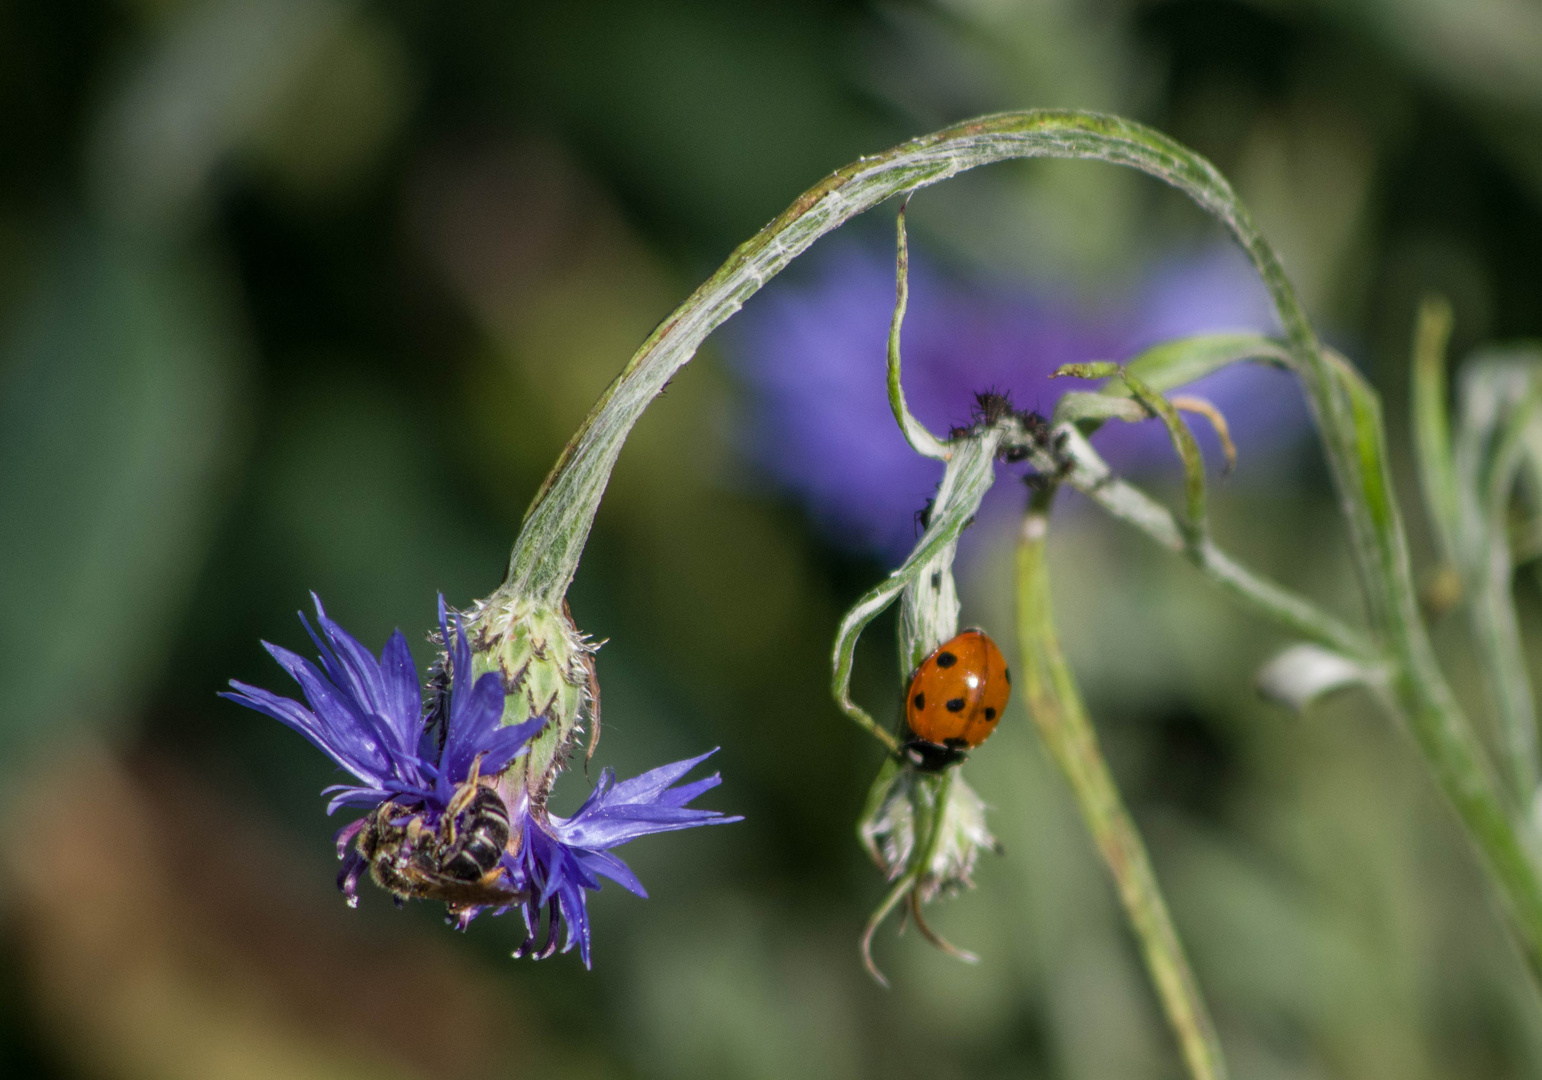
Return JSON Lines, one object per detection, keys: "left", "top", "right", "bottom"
{"left": 464, "top": 595, "right": 598, "bottom": 802}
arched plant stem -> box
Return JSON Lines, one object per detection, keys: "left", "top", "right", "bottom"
{"left": 500, "top": 108, "right": 1542, "bottom": 989}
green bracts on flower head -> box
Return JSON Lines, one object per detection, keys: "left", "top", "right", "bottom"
{"left": 466, "top": 594, "right": 598, "bottom": 797}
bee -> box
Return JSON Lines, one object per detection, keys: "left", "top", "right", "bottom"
{"left": 357, "top": 760, "right": 524, "bottom": 911}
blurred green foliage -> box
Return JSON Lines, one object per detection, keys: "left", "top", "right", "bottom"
{"left": 2, "top": 1, "right": 1541, "bottom": 1078}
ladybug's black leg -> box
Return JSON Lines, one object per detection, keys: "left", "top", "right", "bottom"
{"left": 901, "top": 737, "right": 969, "bottom": 772}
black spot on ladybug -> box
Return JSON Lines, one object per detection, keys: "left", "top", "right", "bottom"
{"left": 945, "top": 697, "right": 966, "bottom": 712}
{"left": 1004, "top": 667, "right": 1011, "bottom": 685}
{"left": 983, "top": 707, "right": 997, "bottom": 721}
{"left": 935, "top": 651, "right": 957, "bottom": 668}
{"left": 913, "top": 692, "right": 926, "bottom": 710}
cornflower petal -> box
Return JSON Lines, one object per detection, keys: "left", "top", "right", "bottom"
{"left": 507, "top": 750, "right": 740, "bottom": 967}
{"left": 222, "top": 675, "right": 385, "bottom": 785}
{"left": 378, "top": 629, "right": 424, "bottom": 747}
{"left": 601, "top": 749, "right": 721, "bottom": 806}
{"left": 477, "top": 714, "right": 548, "bottom": 773}
{"left": 224, "top": 595, "right": 534, "bottom": 817}
{"left": 556, "top": 807, "right": 730, "bottom": 849}
{"left": 262, "top": 642, "right": 400, "bottom": 776}
{"left": 441, "top": 671, "right": 513, "bottom": 783}
{"left": 302, "top": 600, "right": 392, "bottom": 721}
{"left": 302, "top": 602, "right": 422, "bottom": 755}
{"left": 573, "top": 848, "right": 647, "bottom": 897}
{"left": 654, "top": 774, "right": 723, "bottom": 808}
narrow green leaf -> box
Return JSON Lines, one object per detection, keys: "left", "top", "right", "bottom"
{"left": 1122, "top": 333, "right": 1292, "bottom": 393}
{"left": 1051, "top": 361, "right": 1122, "bottom": 381}
{"left": 887, "top": 203, "right": 950, "bottom": 462}
{"left": 831, "top": 430, "right": 1003, "bottom": 752}
{"left": 1051, "top": 391, "right": 1147, "bottom": 425}
{"left": 1412, "top": 297, "right": 1460, "bottom": 565}
{"left": 1053, "top": 334, "right": 1281, "bottom": 437}
{"left": 1121, "top": 369, "right": 1208, "bottom": 547}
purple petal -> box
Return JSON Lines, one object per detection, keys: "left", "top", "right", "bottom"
{"left": 324, "top": 786, "right": 392, "bottom": 815}
{"left": 222, "top": 681, "right": 383, "bottom": 785}
{"left": 337, "top": 848, "right": 367, "bottom": 908}
{"left": 313, "top": 605, "right": 395, "bottom": 723}
{"left": 574, "top": 848, "right": 647, "bottom": 898}
{"left": 604, "top": 749, "right": 720, "bottom": 805}
{"left": 378, "top": 630, "right": 423, "bottom": 746}
{"left": 260, "top": 643, "right": 381, "bottom": 751}
{"left": 655, "top": 773, "right": 723, "bottom": 808}
{"left": 442, "top": 671, "right": 510, "bottom": 779}
{"left": 479, "top": 715, "right": 547, "bottom": 772}
{"left": 220, "top": 682, "right": 329, "bottom": 748}
{"left": 557, "top": 807, "right": 739, "bottom": 850}
{"left": 558, "top": 880, "right": 592, "bottom": 963}
{"left": 333, "top": 817, "right": 368, "bottom": 857}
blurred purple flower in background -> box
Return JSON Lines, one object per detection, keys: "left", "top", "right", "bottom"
{"left": 728, "top": 240, "right": 1309, "bottom": 559}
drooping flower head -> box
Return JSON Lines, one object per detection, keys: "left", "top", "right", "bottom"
{"left": 223, "top": 594, "right": 739, "bottom": 965}
{"left": 222, "top": 595, "right": 544, "bottom": 906}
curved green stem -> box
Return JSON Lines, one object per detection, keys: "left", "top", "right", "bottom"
{"left": 499, "top": 106, "right": 1542, "bottom": 990}
{"left": 503, "top": 109, "right": 1303, "bottom": 607}
{"left": 1320, "top": 350, "right": 1542, "bottom": 977}
{"left": 1038, "top": 425, "right": 1377, "bottom": 662}
{"left": 1017, "top": 489, "right": 1227, "bottom": 1080}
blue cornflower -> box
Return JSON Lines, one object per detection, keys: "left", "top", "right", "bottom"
{"left": 222, "top": 595, "right": 544, "bottom": 907}
{"left": 223, "top": 594, "right": 739, "bottom": 964}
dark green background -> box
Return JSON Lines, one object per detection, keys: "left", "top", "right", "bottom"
{"left": 3, "top": 1, "right": 1541, "bottom": 1077}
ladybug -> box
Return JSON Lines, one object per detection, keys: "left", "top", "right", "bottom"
{"left": 901, "top": 629, "right": 1010, "bottom": 771}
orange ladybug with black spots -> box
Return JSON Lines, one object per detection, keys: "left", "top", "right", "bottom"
{"left": 902, "top": 629, "right": 1010, "bottom": 771}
